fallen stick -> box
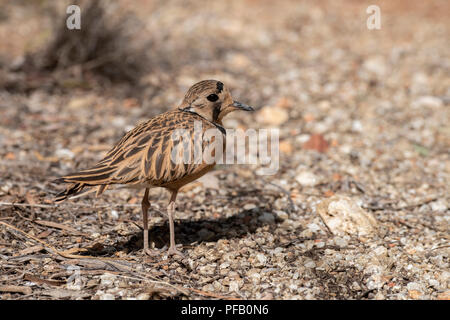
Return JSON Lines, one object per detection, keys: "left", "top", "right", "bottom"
{"left": 33, "top": 220, "right": 90, "bottom": 237}
{"left": 23, "top": 274, "right": 65, "bottom": 287}
{"left": 0, "top": 285, "right": 32, "bottom": 295}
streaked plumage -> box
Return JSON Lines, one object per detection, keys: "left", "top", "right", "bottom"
{"left": 55, "top": 80, "right": 253, "bottom": 257}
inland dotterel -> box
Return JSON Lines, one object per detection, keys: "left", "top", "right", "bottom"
{"left": 55, "top": 80, "right": 253, "bottom": 257}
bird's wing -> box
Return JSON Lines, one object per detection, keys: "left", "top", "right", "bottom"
{"left": 59, "top": 110, "right": 224, "bottom": 187}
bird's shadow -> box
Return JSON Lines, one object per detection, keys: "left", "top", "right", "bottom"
{"left": 117, "top": 206, "right": 281, "bottom": 254}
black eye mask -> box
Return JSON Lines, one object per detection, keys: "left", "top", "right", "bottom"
{"left": 212, "top": 104, "right": 221, "bottom": 121}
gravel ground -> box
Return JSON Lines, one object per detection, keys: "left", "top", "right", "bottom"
{"left": 0, "top": 0, "right": 448, "bottom": 300}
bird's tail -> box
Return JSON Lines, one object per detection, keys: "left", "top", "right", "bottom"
{"left": 54, "top": 181, "right": 87, "bottom": 202}
{"left": 53, "top": 165, "right": 114, "bottom": 202}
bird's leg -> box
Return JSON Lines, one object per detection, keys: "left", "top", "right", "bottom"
{"left": 167, "top": 190, "right": 184, "bottom": 257}
{"left": 141, "top": 188, "right": 160, "bottom": 256}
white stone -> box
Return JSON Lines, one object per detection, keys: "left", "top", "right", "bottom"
{"left": 272, "top": 247, "right": 284, "bottom": 255}
{"left": 256, "top": 254, "right": 267, "bottom": 266}
{"left": 373, "top": 246, "right": 387, "bottom": 256}
{"left": 275, "top": 210, "right": 289, "bottom": 220}
{"left": 295, "top": 171, "right": 318, "bottom": 187}
{"left": 229, "top": 281, "right": 240, "bottom": 292}
{"left": 137, "top": 293, "right": 150, "bottom": 300}
{"left": 296, "top": 134, "right": 311, "bottom": 144}
{"left": 363, "top": 56, "right": 387, "bottom": 76}
{"left": 351, "top": 120, "right": 363, "bottom": 133}
{"left": 243, "top": 203, "right": 257, "bottom": 211}
{"left": 315, "top": 242, "right": 325, "bottom": 248}
{"left": 249, "top": 272, "right": 261, "bottom": 284}
{"left": 334, "top": 237, "right": 348, "bottom": 247}
{"left": 100, "top": 293, "right": 115, "bottom": 300}
{"left": 430, "top": 199, "right": 447, "bottom": 212}
{"left": 100, "top": 274, "right": 116, "bottom": 286}
{"left": 55, "top": 148, "right": 75, "bottom": 159}
{"left": 110, "top": 209, "right": 119, "bottom": 220}
{"left": 307, "top": 223, "right": 321, "bottom": 233}
{"left": 428, "top": 279, "right": 440, "bottom": 288}
{"left": 406, "top": 282, "right": 422, "bottom": 291}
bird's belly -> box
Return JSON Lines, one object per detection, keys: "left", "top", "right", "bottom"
{"left": 162, "top": 163, "right": 216, "bottom": 191}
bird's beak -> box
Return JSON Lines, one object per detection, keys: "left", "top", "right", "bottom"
{"left": 232, "top": 101, "right": 254, "bottom": 111}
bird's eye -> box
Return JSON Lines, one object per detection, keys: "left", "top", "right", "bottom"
{"left": 207, "top": 94, "right": 219, "bottom": 102}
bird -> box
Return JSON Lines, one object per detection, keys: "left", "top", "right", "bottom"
{"left": 54, "top": 80, "right": 253, "bottom": 257}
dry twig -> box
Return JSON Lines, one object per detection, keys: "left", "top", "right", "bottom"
{"left": 0, "top": 285, "right": 32, "bottom": 295}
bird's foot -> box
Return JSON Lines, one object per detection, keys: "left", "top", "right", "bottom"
{"left": 168, "top": 245, "right": 184, "bottom": 258}
{"left": 143, "top": 245, "right": 167, "bottom": 257}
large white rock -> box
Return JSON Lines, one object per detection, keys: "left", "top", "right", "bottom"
{"left": 316, "top": 196, "right": 379, "bottom": 237}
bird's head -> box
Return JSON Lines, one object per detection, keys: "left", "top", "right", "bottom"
{"left": 179, "top": 80, "right": 253, "bottom": 123}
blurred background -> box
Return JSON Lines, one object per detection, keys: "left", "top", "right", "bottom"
{"left": 0, "top": 0, "right": 447, "bottom": 200}
{"left": 0, "top": 0, "right": 448, "bottom": 300}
